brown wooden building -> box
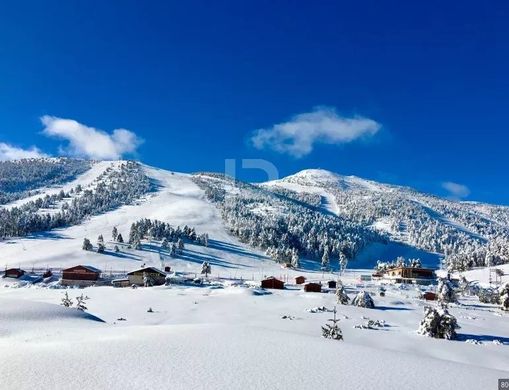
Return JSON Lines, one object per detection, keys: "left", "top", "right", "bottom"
{"left": 3, "top": 268, "right": 25, "bottom": 279}
{"left": 61, "top": 265, "right": 101, "bottom": 287}
{"left": 295, "top": 276, "right": 306, "bottom": 285}
{"left": 327, "top": 280, "right": 337, "bottom": 289}
{"left": 261, "top": 277, "right": 284, "bottom": 290}
{"left": 304, "top": 282, "right": 322, "bottom": 293}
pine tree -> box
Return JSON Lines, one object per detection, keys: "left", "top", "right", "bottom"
{"left": 75, "top": 294, "right": 88, "bottom": 311}
{"left": 170, "top": 243, "right": 177, "bottom": 257}
{"left": 161, "top": 237, "right": 169, "bottom": 250}
{"left": 201, "top": 261, "right": 211, "bottom": 278}
{"left": 335, "top": 281, "right": 350, "bottom": 305}
{"left": 417, "top": 306, "right": 459, "bottom": 340}
{"left": 291, "top": 249, "right": 300, "bottom": 269}
{"left": 321, "top": 307, "right": 343, "bottom": 341}
{"left": 177, "top": 238, "right": 184, "bottom": 253}
{"left": 321, "top": 247, "right": 330, "bottom": 270}
{"left": 339, "top": 252, "right": 348, "bottom": 275}
{"left": 352, "top": 291, "right": 375, "bottom": 308}
{"left": 82, "top": 238, "right": 93, "bottom": 251}
{"left": 97, "top": 234, "right": 105, "bottom": 253}
{"left": 117, "top": 233, "right": 124, "bottom": 243}
{"left": 499, "top": 283, "right": 509, "bottom": 311}
{"left": 61, "top": 291, "right": 73, "bottom": 307}
{"left": 112, "top": 226, "right": 118, "bottom": 241}
{"left": 437, "top": 278, "right": 457, "bottom": 304}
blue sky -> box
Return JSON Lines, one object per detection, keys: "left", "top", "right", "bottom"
{"left": 0, "top": 1, "right": 508, "bottom": 204}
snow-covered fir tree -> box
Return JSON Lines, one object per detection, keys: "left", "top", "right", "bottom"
{"left": 201, "top": 261, "right": 211, "bottom": 277}
{"left": 112, "top": 226, "right": 118, "bottom": 241}
{"left": 97, "top": 234, "right": 105, "bottom": 253}
{"left": 338, "top": 252, "right": 348, "bottom": 275}
{"left": 499, "top": 283, "right": 509, "bottom": 311}
{"left": 335, "top": 281, "right": 350, "bottom": 305}
{"left": 351, "top": 291, "right": 375, "bottom": 308}
{"left": 177, "top": 238, "right": 184, "bottom": 253}
{"left": 82, "top": 238, "right": 93, "bottom": 251}
{"left": 321, "top": 307, "right": 343, "bottom": 341}
{"left": 437, "top": 278, "right": 457, "bottom": 304}
{"left": 61, "top": 291, "right": 73, "bottom": 307}
{"left": 321, "top": 247, "right": 330, "bottom": 270}
{"left": 291, "top": 249, "right": 300, "bottom": 268}
{"left": 417, "top": 306, "right": 459, "bottom": 340}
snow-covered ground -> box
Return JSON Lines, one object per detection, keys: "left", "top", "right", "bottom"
{"left": 1, "top": 276, "right": 508, "bottom": 390}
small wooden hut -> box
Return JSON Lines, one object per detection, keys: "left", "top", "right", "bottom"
{"left": 261, "top": 277, "right": 284, "bottom": 290}
{"left": 304, "top": 282, "right": 322, "bottom": 293}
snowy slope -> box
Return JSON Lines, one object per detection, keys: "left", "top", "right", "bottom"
{"left": 0, "top": 163, "right": 277, "bottom": 276}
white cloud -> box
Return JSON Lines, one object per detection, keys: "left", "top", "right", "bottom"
{"left": 250, "top": 107, "right": 381, "bottom": 158}
{"left": 0, "top": 142, "right": 47, "bottom": 161}
{"left": 442, "top": 181, "right": 470, "bottom": 200}
{"left": 41, "top": 116, "right": 143, "bottom": 160}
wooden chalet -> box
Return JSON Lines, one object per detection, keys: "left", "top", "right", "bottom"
{"left": 260, "top": 277, "right": 284, "bottom": 290}
{"left": 327, "top": 280, "right": 337, "bottom": 289}
{"left": 61, "top": 265, "right": 101, "bottom": 287}
{"left": 3, "top": 268, "right": 25, "bottom": 279}
{"left": 127, "top": 267, "right": 166, "bottom": 286}
{"left": 295, "top": 276, "right": 306, "bottom": 285}
{"left": 304, "top": 282, "right": 322, "bottom": 293}
{"left": 383, "top": 267, "right": 436, "bottom": 285}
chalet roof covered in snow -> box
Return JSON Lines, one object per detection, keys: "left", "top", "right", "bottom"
{"left": 127, "top": 267, "right": 166, "bottom": 276}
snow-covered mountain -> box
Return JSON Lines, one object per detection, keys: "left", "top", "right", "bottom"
{"left": 1, "top": 160, "right": 508, "bottom": 272}
{"left": 263, "top": 169, "right": 509, "bottom": 270}
{"left": 2, "top": 160, "right": 509, "bottom": 390}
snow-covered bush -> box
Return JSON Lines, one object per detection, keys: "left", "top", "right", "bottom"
{"left": 417, "top": 306, "right": 459, "bottom": 340}
{"left": 335, "top": 281, "right": 350, "bottom": 305}
{"left": 499, "top": 283, "right": 509, "bottom": 311}
{"left": 437, "top": 278, "right": 457, "bottom": 304}
{"left": 477, "top": 287, "right": 499, "bottom": 304}
{"left": 351, "top": 291, "right": 375, "bottom": 308}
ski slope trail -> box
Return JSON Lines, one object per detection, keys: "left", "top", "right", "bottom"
{"left": 0, "top": 164, "right": 274, "bottom": 274}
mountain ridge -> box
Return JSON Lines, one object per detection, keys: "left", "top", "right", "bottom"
{"left": 0, "top": 158, "right": 508, "bottom": 272}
